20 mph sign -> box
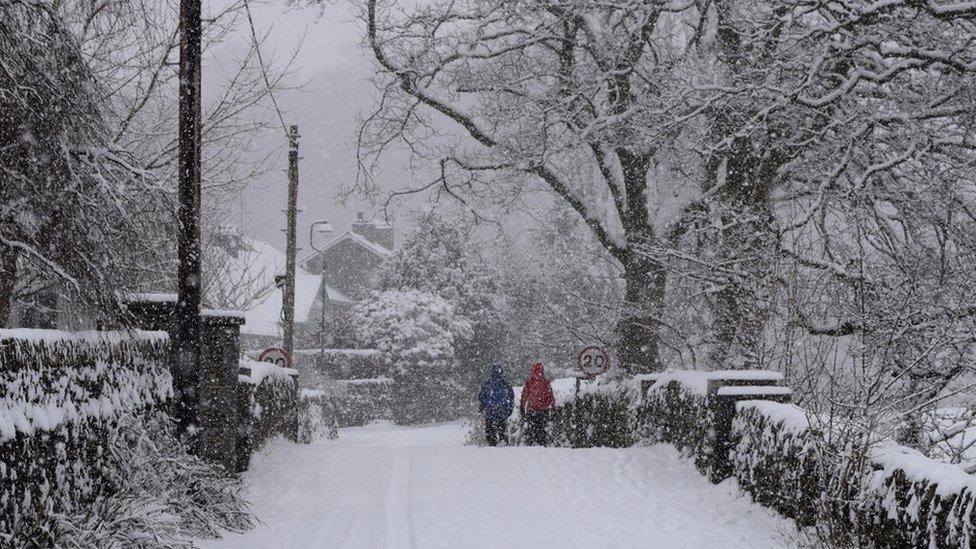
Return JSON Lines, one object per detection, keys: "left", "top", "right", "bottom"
{"left": 258, "top": 346, "right": 292, "bottom": 368}
{"left": 578, "top": 346, "right": 610, "bottom": 377}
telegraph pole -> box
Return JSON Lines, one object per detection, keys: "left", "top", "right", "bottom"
{"left": 175, "top": 0, "right": 203, "bottom": 448}
{"left": 282, "top": 125, "right": 300, "bottom": 357}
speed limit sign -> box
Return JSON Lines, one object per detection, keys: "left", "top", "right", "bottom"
{"left": 258, "top": 346, "right": 292, "bottom": 368}
{"left": 578, "top": 346, "right": 610, "bottom": 377}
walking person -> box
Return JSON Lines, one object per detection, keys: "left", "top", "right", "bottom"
{"left": 479, "top": 363, "right": 514, "bottom": 446}
{"left": 520, "top": 362, "right": 555, "bottom": 446}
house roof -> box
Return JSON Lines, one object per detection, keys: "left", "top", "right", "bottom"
{"left": 300, "top": 230, "right": 393, "bottom": 269}
{"left": 227, "top": 239, "right": 351, "bottom": 338}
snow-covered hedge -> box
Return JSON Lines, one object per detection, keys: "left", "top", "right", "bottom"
{"left": 506, "top": 378, "right": 642, "bottom": 448}
{"left": 0, "top": 329, "right": 172, "bottom": 538}
{"left": 641, "top": 372, "right": 711, "bottom": 471}
{"left": 731, "top": 402, "right": 830, "bottom": 526}
{"left": 292, "top": 348, "right": 386, "bottom": 380}
{"left": 236, "top": 358, "right": 298, "bottom": 470}
{"left": 301, "top": 378, "right": 395, "bottom": 429}
{"left": 732, "top": 400, "right": 976, "bottom": 547}
{"left": 858, "top": 443, "right": 976, "bottom": 547}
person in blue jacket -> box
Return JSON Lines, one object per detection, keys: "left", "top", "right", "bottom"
{"left": 479, "top": 363, "right": 515, "bottom": 446}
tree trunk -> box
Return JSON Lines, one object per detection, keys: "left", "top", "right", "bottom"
{"left": 617, "top": 249, "right": 667, "bottom": 374}
{"left": 0, "top": 246, "right": 18, "bottom": 327}
{"left": 705, "top": 146, "right": 779, "bottom": 370}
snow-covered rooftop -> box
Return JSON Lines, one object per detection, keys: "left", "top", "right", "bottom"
{"left": 301, "top": 230, "right": 393, "bottom": 268}
{"left": 223, "top": 239, "right": 351, "bottom": 337}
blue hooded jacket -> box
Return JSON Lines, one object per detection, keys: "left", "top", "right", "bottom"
{"left": 479, "top": 364, "right": 514, "bottom": 421}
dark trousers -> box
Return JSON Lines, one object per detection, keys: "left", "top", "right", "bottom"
{"left": 485, "top": 418, "right": 508, "bottom": 446}
{"left": 524, "top": 411, "right": 550, "bottom": 446}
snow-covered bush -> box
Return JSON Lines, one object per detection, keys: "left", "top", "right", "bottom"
{"left": 641, "top": 374, "right": 711, "bottom": 471}
{"left": 352, "top": 289, "right": 472, "bottom": 374}
{"left": 0, "top": 329, "right": 171, "bottom": 537}
{"left": 301, "top": 378, "right": 395, "bottom": 430}
{"left": 856, "top": 444, "right": 976, "bottom": 548}
{"left": 292, "top": 348, "right": 385, "bottom": 381}
{"left": 236, "top": 358, "right": 298, "bottom": 470}
{"left": 501, "top": 378, "right": 641, "bottom": 448}
{"left": 352, "top": 289, "right": 472, "bottom": 424}
{"left": 9, "top": 413, "right": 253, "bottom": 548}
{"left": 731, "top": 402, "right": 835, "bottom": 527}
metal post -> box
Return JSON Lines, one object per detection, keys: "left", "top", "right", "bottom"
{"left": 282, "top": 125, "right": 300, "bottom": 357}
{"left": 175, "top": 0, "right": 203, "bottom": 448}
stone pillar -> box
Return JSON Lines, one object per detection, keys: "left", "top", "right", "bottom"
{"left": 706, "top": 370, "right": 790, "bottom": 482}
{"left": 198, "top": 310, "right": 245, "bottom": 472}
{"left": 124, "top": 296, "right": 246, "bottom": 471}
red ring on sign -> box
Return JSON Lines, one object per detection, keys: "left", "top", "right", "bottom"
{"left": 578, "top": 345, "right": 610, "bottom": 377}
{"left": 258, "top": 346, "right": 292, "bottom": 369}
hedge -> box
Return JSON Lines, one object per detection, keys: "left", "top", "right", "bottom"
{"left": 730, "top": 402, "right": 833, "bottom": 526}
{"left": 640, "top": 375, "right": 710, "bottom": 471}
{"left": 291, "top": 348, "right": 384, "bottom": 381}
{"left": 496, "top": 378, "right": 641, "bottom": 448}
{"left": 0, "top": 329, "right": 172, "bottom": 538}
{"left": 730, "top": 400, "right": 976, "bottom": 547}
{"left": 236, "top": 358, "right": 299, "bottom": 471}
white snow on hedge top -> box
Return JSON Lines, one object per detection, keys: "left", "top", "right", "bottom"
{"left": 736, "top": 400, "right": 810, "bottom": 434}
{"left": 717, "top": 386, "right": 792, "bottom": 397}
{"left": 240, "top": 358, "right": 298, "bottom": 385}
{"left": 868, "top": 441, "right": 976, "bottom": 497}
{"left": 0, "top": 328, "right": 168, "bottom": 343}
{"left": 647, "top": 371, "right": 711, "bottom": 396}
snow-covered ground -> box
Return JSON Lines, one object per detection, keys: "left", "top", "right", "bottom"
{"left": 200, "top": 422, "right": 795, "bottom": 549}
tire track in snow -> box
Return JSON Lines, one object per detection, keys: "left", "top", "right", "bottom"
{"left": 384, "top": 446, "right": 417, "bottom": 549}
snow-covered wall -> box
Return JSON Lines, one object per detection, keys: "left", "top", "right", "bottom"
{"left": 0, "top": 329, "right": 172, "bottom": 536}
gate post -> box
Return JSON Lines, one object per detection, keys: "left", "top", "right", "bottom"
{"left": 124, "top": 295, "right": 245, "bottom": 471}
{"left": 199, "top": 310, "right": 245, "bottom": 472}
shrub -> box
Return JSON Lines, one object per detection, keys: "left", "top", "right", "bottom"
{"left": 731, "top": 400, "right": 976, "bottom": 548}
{"left": 7, "top": 414, "right": 253, "bottom": 548}
{"left": 300, "top": 378, "right": 395, "bottom": 429}
{"left": 731, "top": 402, "right": 827, "bottom": 526}
{"left": 292, "top": 348, "right": 385, "bottom": 380}
{"left": 236, "top": 359, "right": 298, "bottom": 471}
{"left": 502, "top": 378, "right": 641, "bottom": 448}
{"left": 855, "top": 444, "right": 976, "bottom": 548}
{"left": 0, "top": 329, "right": 171, "bottom": 537}
{"left": 640, "top": 375, "right": 711, "bottom": 471}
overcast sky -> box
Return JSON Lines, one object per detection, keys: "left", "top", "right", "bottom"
{"left": 212, "top": 0, "right": 432, "bottom": 253}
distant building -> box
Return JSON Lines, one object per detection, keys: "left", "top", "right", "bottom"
{"left": 300, "top": 213, "right": 394, "bottom": 301}
{"left": 235, "top": 214, "right": 394, "bottom": 351}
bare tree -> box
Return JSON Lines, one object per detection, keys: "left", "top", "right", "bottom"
{"left": 360, "top": 0, "right": 712, "bottom": 373}
{"left": 0, "top": 0, "right": 160, "bottom": 325}
{"left": 1, "top": 0, "right": 297, "bottom": 325}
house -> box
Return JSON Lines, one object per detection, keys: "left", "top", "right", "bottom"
{"left": 299, "top": 213, "right": 394, "bottom": 301}
{"left": 200, "top": 233, "right": 351, "bottom": 351}
{"left": 227, "top": 214, "right": 394, "bottom": 352}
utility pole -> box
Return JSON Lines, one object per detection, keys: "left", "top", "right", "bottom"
{"left": 282, "top": 126, "right": 300, "bottom": 357}
{"left": 175, "top": 0, "right": 203, "bottom": 448}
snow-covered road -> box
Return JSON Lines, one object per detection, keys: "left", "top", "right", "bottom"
{"left": 200, "top": 422, "right": 794, "bottom": 548}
